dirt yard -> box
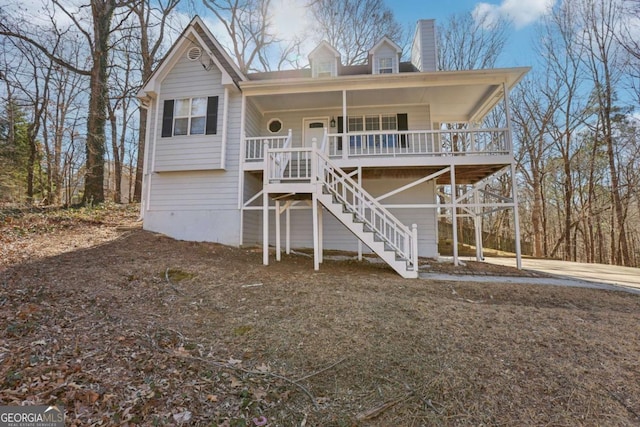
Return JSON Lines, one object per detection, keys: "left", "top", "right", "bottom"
{"left": 1, "top": 205, "right": 639, "bottom": 426}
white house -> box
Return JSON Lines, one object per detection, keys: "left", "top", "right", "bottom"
{"left": 138, "top": 16, "right": 529, "bottom": 278}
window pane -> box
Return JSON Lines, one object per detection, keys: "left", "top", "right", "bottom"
{"left": 191, "top": 97, "right": 207, "bottom": 116}
{"left": 379, "top": 57, "right": 393, "bottom": 73}
{"left": 348, "top": 117, "right": 363, "bottom": 132}
{"left": 318, "top": 61, "right": 331, "bottom": 73}
{"left": 175, "top": 99, "right": 190, "bottom": 117}
{"left": 190, "top": 117, "right": 205, "bottom": 135}
{"left": 365, "top": 116, "right": 380, "bottom": 131}
{"left": 381, "top": 115, "right": 397, "bottom": 130}
{"left": 174, "top": 118, "right": 188, "bottom": 135}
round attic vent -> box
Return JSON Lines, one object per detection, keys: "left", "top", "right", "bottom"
{"left": 187, "top": 46, "right": 202, "bottom": 61}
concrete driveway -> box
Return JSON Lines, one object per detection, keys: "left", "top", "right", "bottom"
{"left": 483, "top": 257, "right": 640, "bottom": 292}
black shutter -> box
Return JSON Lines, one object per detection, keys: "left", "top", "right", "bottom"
{"left": 206, "top": 96, "right": 219, "bottom": 135}
{"left": 337, "top": 116, "right": 344, "bottom": 151}
{"left": 161, "top": 100, "right": 174, "bottom": 137}
{"left": 397, "top": 113, "right": 408, "bottom": 147}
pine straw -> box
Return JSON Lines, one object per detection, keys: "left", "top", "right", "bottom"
{"left": 1, "top": 206, "right": 639, "bottom": 426}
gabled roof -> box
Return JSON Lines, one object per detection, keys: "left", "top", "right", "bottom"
{"left": 369, "top": 36, "right": 402, "bottom": 55}
{"left": 138, "top": 16, "right": 246, "bottom": 97}
{"left": 308, "top": 41, "right": 341, "bottom": 59}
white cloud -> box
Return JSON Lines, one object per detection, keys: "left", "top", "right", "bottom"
{"left": 473, "top": 0, "right": 556, "bottom": 29}
{"left": 271, "top": 0, "right": 311, "bottom": 42}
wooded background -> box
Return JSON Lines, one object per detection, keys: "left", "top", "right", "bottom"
{"left": 1, "top": 0, "right": 638, "bottom": 267}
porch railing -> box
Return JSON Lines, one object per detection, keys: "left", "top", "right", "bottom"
{"left": 264, "top": 144, "right": 418, "bottom": 271}
{"left": 324, "top": 128, "right": 509, "bottom": 158}
{"left": 316, "top": 149, "right": 418, "bottom": 271}
{"left": 245, "top": 129, "right": 292, "bottom": 161}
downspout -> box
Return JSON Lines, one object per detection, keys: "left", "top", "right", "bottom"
{"left": 138, "top": 96, "right": 151, "bottom": 220}
{"left": 220, "top": 86, "right": 229, "bottom": 169}
{"left": 238, "top": 92, "right": 247, "bottom": 246}
{"left": 146, "top": 87, "right": 161, "bottom": 213}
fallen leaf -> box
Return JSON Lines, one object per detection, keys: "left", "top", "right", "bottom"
{"left": 173, "top": 410, "right": 192, "bottom": 423}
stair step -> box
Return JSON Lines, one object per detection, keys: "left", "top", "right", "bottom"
{"left": 315, "top": 172, "right": 416, "bottom": 278}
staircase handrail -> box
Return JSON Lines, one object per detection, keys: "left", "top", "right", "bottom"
{"left": 315, "top": 149, "right": 417, "bottom": 268}
{"left": 272, "top": 129, "right": 292, "bottom": 179}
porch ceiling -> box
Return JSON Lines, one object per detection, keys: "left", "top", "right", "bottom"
{"left": 248, "top": 85, "right": 501, "bottom": 122}
{"left": 242, "top": 67, "right": 530, "bottom": 123}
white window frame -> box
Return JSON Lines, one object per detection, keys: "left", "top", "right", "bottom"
{"left": 377, "top": 57, "right": 394, "bottom": 74}
{"left": 173, "top": 97, "right": 207, "bottom": 136}
{"left": 349, "top": 114, "right": 397, "bottom": 131}
{"left": 349, "top": 114, "right": 397, "bottom": 147}
{"left": 316, "top": 60, "right": 333, "bottom": 77}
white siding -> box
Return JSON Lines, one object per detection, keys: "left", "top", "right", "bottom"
{"left": 245, "top": 99, "right": 262, "bottom": 137}
{"left": 242, "top": 173, "right": 263, "bottom": 245}
{"left": 144, "top": 60, "right": 245, "bottom": 245}
{"left": 371, "top": 43, "right": 398, "bottom": 74}
{"left": 260, "top": 105, "right": 432, "bottom": 145}
{"left": 310, "top": 47, "right": 339, "bottom": 77}
{"left": 242, "top": 176, "right": 439, "bottom": 257}
{"left": 411, "top": 20, "right": 438, "bottom": 72}
{"left": 154, "top": 45, "right": 226, "bottom": 172}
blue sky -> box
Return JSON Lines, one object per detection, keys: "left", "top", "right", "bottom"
{"left": 259, "top": 0, "right": 553, "bottom": 69}
{"left": 390, "top": 0, "right": 553, "bottom": 68}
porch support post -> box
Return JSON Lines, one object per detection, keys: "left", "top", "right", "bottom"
{"left": 511, "top": 162, "right": 523, "bottom": 269}
{"left": 275, "top": 199, "right": 281, "bottom": 261}
{"left": 450, "top": 164, "right": 459, "bottom": 266}
{"left": 318, "top": 202, "right": 323, "bottom": 264}
{"left": 263, "top": 142, "right": 269, "bottom": 266}
{"left": 342, "top": 90, "right": 348, "bottom": 160}
{"left": 285, "top": 201, "right": 291, "bottom": 255}
{"left": 357, "top": 166, "right": 363, "bottom": 261}
{"left": 473, "top": 184, "right": 484, "bottom": 261}
{"left": 503, "top": 81, "right": 522, "bottom": 269}
{"left": 312, "top": 192, "right": 320, "bottom": 271}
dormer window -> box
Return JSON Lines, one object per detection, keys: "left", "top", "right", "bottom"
{"left": 378, "top": 57, "right": 393, "bottom": 74}
{"left": 317, "top": 60, "right": 333, "bottom": 77}
{"left": 309, "top": 41, "right": 341, "bottom": 78}
{"left": 370, "top": 36, "right": 402, "bottom": 75}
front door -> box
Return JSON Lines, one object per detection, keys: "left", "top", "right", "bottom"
{"left": 303, "top": 118, "right": 328, "bottom": 148}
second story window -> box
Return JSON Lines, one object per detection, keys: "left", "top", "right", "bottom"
{"left": 174, "top": 97, "right": 207, "bottom": 135}
{"left": 161, "top": 96, "right": 218, "bottom": 138}
{"left": 378, "top": 57, "right": 393, "bottom": 74}
{"left": 317, "top": 60, "right": 333, "bottom": 77}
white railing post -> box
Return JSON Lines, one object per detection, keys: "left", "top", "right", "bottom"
{"left": 263, "top": 140, "right": 270, "bottom": 180}
{"left": 412, "top": 223, "right": 419, "bottom": 271}
{"left": 263, "top": 141, "right": 270, "bottom": 266}
{"left": 311, "top": 139, "right": 318, "bottom": 183}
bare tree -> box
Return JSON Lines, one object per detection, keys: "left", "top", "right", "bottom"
{"left": 437, "top": 10, "right": 509, "bottom": 71}
{"left": 538, "top": 0, "right": 593, "bottom": 261}
{"left": 311, "top": 0, "right": 403, "bottom": 66}
{"left": 0, "top": 0, "right": 136, "bottom": 205}
{"left": 580, "top": 0, "right": 631, "bottom": 265}
{"left": 202, "top": 0, "right": 267, "bottom": 72}
{"left": 512, "top": 77, "right": 557, "bottom": 257}
{"left": 131, "top": 0, "right": 181, "bottom": 202}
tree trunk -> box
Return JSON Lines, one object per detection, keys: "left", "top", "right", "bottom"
{"left": 562, "top": 147, "right": 572, "bottom": 261}
{"left": 133, "top": 107, "right": 146, "bottom": 202}
{"left": 82, "top": 0, "right": 114, "bottom": 205}
{"left": 531, "top": 163, "right": 543, "bottom": 257}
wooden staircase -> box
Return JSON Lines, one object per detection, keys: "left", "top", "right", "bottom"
{"left": 264, "top": 144, "right": 419, "bottom": 278}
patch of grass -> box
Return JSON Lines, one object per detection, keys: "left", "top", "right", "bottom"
{"left": 163, "top": 268, "right": 195, "bottom": 282}
{"left": 233, "top": 325, "right": 253, "bottom": 336}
